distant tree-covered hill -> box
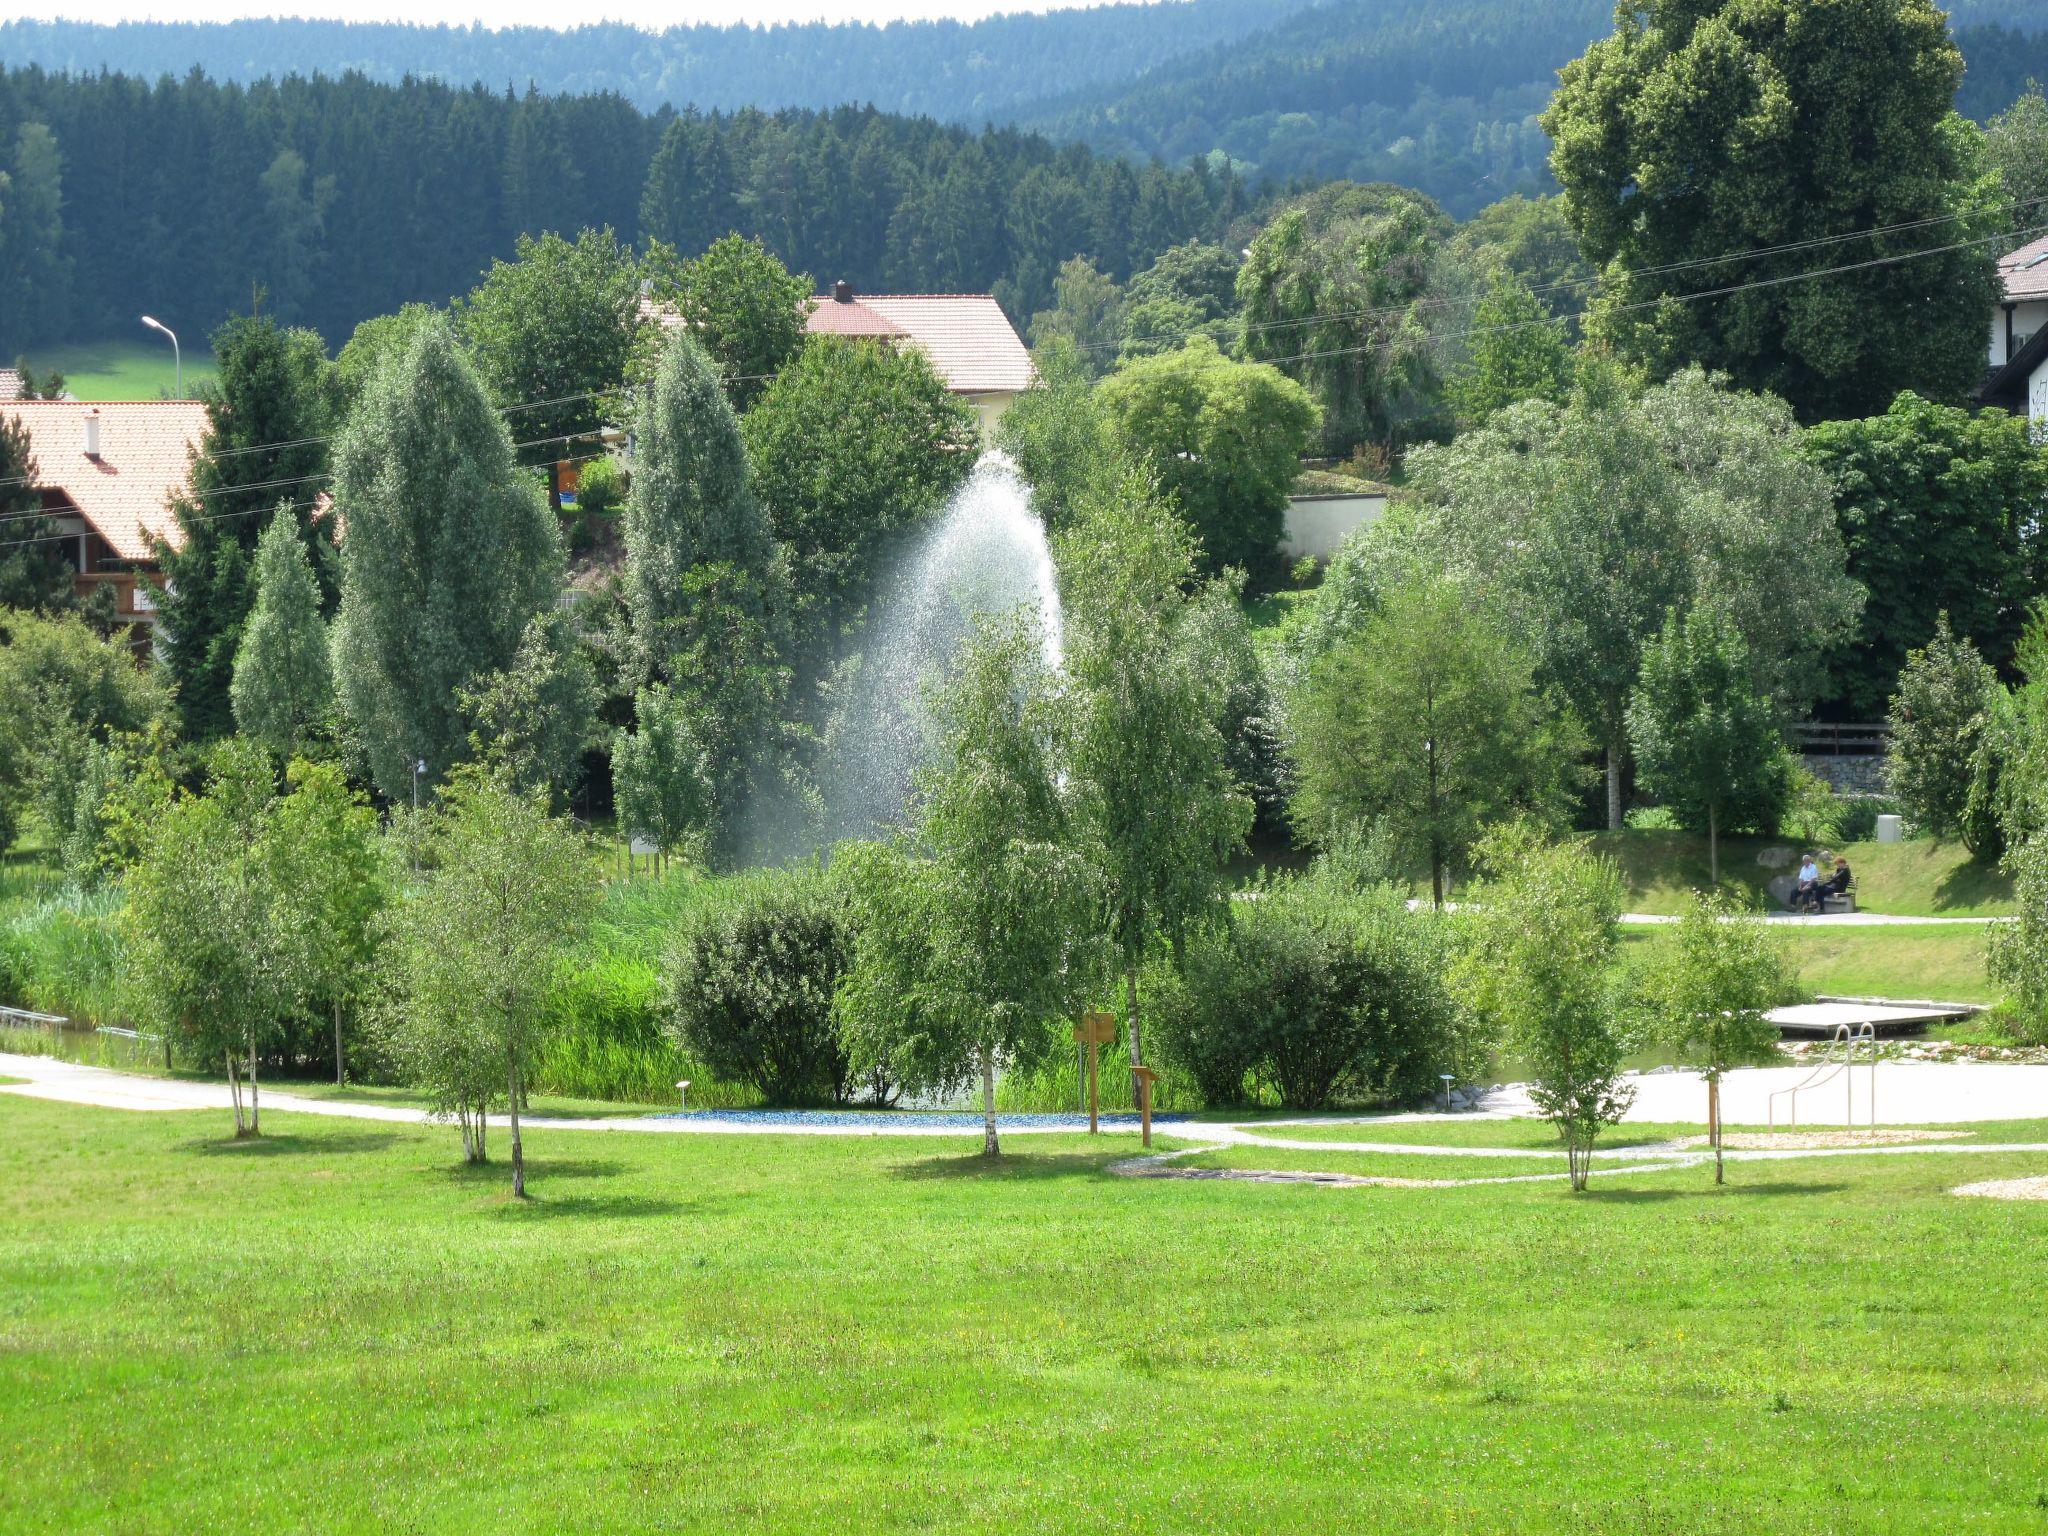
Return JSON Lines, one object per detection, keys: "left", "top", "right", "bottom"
{"left": 9, "top": 0, "right": 2041, "bottom": 224}
{"left": 1013, "top": 0, "right": 2048, "bottom": 216}
{"left": 0, "top": 2, "right": 1322, "bottom": 122}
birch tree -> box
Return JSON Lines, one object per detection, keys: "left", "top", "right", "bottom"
{"left": 123, "top": 744, "right": 283, "bottom": 1136}
{"left": 1057, "top": 468, "right": 1250, "bottom": 1099}
{"left": 838, "top": 617, "right": 1101, "bottom": 1156}
{"left": 1636, "top": 891, "right": 1792, "bottom": 1183}
{"left": 1456, "top": 825, "right": 1630, "bottom": 1191}
{"left": 400, "top": 768, "right": 595, "bottom": 1195}
{"left": 265, "top": 759, "right": 390, "bottom": 1085}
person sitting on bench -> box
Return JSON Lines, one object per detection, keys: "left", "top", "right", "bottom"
{"left": 1821, "top": 855, "right": 1853, "bottom": 908}
{"left": 1793, "top": 852, "right": 1823, "bottom": 912}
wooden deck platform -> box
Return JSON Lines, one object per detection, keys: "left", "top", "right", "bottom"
{"left": 1767, "top": 998, "right": 1977, "bottom": 1038}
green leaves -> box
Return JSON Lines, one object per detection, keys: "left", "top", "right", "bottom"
{"left": 1546, "top": 0, "right": 1999, "bottom": 420}
{"left": 328, "top": 317, "right": 565, "bottom": 802}
{"left": 1096, "top": 336, "right": 1320, "bottom": 577}
{"left": 231, "top": 506, "right": 332, "bottom": 759}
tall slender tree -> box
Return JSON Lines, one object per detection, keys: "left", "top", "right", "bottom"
{"left": 231, "top": 505, "right": 332, "bottom": 758}
{"left": 329, "top": 318, "right": 565, "bottom": 802}
{"left": 157, "top": 314, "right": 336, "bottom": 741}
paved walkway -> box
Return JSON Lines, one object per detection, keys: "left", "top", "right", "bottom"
{"left": 6, "top": 1051, "right": 2046, "bottom": 1138}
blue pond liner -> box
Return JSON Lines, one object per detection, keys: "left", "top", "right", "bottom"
{"left": 650, "top": 1108, "right": 1192, "bottom": 1131}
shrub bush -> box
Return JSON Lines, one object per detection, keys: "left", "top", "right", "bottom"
{"left": 1152, "top": 865, "right": 1469, "bottom": 1110}
{"left": 664, "top": 868, "right": 864, "bottom": 1106}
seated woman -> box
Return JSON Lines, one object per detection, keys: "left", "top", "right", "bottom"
{"left": 1822, "top": 855, "right": 1853, "bottom": 906}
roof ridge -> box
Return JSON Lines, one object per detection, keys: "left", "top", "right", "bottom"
{"left": 813, "top": 292, "right": 1000, "bottom": 301}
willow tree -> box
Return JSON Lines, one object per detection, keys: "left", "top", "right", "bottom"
{"left": 1057, "top": 468, "right": 1251, "bottom": 1097}
{"left": 329, "top": 319, "right": 565, "bottom": 802}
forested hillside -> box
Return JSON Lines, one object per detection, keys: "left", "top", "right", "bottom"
{"left": 0, "top": 69, "right": 1250, "bottom": 350}
{"left": 8, "top": 0, "right": 2045, "bottom": 223}
{"left": 1022, "top": 0, "right": 1607, "bottom": 216}
{"left": 0, "top": 2, "right": 1320, "bottom": 122}
{"left": 1020, "top": 1, "right": 2048, "bottom": 213}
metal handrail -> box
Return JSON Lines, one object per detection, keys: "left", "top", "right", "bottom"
{"left": 1768, "top": 1022, "right": 1877, "bottom": 1130}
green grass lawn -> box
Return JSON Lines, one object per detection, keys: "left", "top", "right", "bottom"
{"left": 1619, "top": 920, "right": 1994, "bottom": 1003}
{"left": 1242, "top": 584, "right": 1317, "bottom": 651}
{"left": 19, "top": 338, "right": 216, "bottom": 401}
{"left": 1597, "top": 829, "right": 2013, "bottom": 916}
{"left": 4, "top": 1096, "right": 2048, "bottom": 1532}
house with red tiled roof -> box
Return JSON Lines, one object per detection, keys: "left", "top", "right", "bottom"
{"left": 805, "top": 282, "right": 1036, "bottom": 439}
{"left": 643, "top": 279, "right": 1037, "bottom": 440}
{"left": 1980, "top": 235, "right": 2048, "bottom": 427}
{"left": 0, "top": 369, "right": 23, "bottom": 403}
{"left": 2, "top": 400, "right": 206, "bottom": 629}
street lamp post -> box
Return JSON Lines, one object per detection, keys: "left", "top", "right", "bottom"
{"left": 139, "top": 315, "right": 181, "bottom": 397}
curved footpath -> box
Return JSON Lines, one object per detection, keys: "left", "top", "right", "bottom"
{"left": 5, "top": 1051, "right": 2047, "bottom": 1144}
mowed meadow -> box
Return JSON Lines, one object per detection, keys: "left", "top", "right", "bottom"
{"left": 3, "top": 1095, "right": 2047, "bottom": 1533}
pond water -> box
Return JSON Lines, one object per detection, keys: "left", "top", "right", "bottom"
{"left": 0, "top": 1021, "right": 165, "bottom": 1072}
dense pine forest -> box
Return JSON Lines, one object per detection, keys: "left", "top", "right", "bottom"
{"left": 6, "top": 0, "right": 2047, "bottom": 224}
{"left": 0, "top": 68, "right": 1251, "bottom": 350}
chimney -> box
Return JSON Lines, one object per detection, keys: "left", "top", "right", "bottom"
{"left": 833, "top": 279, "right": 854, "bottom": 304}
{"left": 82, "top": 408, "right": 102, "bottom": 460}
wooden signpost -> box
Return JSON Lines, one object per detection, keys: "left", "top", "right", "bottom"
{"left": 1073, "top": 1011, "right": 1117, "bottom": 1134}
{"left": 1131, "top": 1065, "right": 1159, "bottom": 1148}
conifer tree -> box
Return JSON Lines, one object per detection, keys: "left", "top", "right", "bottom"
{"left": 330, "top": 319, "right": 565, "bottom": 803}
{"left": 231, "top": 505, "right": 332, "bottom": 758}
{"left": 157, "top": 313, "right": 335, "bottom": 741}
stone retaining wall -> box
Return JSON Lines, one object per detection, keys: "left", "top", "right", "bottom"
{"left": 1802, "top": 753, "right": 1889, "bottom": 795}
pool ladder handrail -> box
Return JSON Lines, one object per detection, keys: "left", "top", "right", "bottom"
{"left": 1767, "top": 1022, "right": 1876, "bottom": 1131}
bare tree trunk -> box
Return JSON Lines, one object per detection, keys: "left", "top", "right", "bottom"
{"left": 508, "top": 1058, "right": 525, "bottom": 1198}
{"left": 980, "top": 1047, "right": 999, "bottom": 1158}
{"left": 333, "top": 999, "right": 345, "bottom": 1086}
{"left": 1124, "top": 967, "right": 1143, "bottom": 1107}
{"left": 247, "top": 1039, "right": 260, "bottom": 1136}
{"left": 1606, "top": 745, "right": 1623, "bottom": 832}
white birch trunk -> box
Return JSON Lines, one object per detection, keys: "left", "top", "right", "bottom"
{"left": 980, "top": 1047, "right": 999, "bottom": 1158}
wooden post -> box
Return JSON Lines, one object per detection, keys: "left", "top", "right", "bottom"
{"left": 1132, "top": 1065, "right": 1158, "bottom": 1148}
{"left": 1073, "top": 1012, "right": 1115, "bottom": 1134}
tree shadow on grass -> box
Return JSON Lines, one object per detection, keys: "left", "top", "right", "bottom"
{"left": 1581, "top": 1180, "right": 1850, "bottom": 1203}
{"left": 1931, "top": 855, "right": 2010, "bottom": 913}
{"left": 185, "top": 1131, "right": 403, "bottom": 1157}
{"left": 442, "top": 1157, "right": 627, "bottom": 1185}
{"left": 892, "top": 1151, "right": 1125, "bottom": 1182}
{"left": 488, "top": 1191, "right": 690, "bottom": 1220}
